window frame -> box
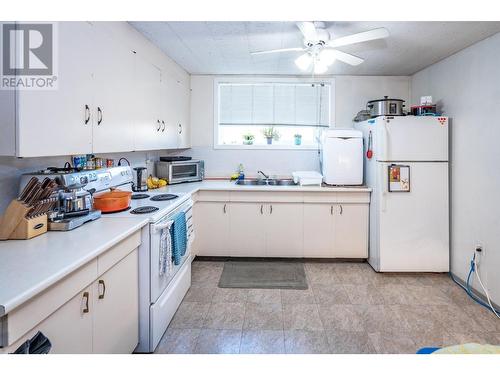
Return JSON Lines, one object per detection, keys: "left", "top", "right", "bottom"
{"left": 213, "top": 76, "right": 335, "bottom": 150}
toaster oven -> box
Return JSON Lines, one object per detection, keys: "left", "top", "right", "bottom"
{"left": 156, "top": 160, "right": 204, "bottom": 184}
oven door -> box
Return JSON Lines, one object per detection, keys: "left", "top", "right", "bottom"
{"left": 149, "top": 200, "right": 194, "bottom": 302}
{"left": 169, "top": 162, "right": 200, "bottom": 183}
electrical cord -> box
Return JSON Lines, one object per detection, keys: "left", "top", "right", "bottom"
{"left": 450, "top": 252, "right": 500, "bottom": 319}
{"left": 473, "top": 255, "right": 500, "bottom": 319}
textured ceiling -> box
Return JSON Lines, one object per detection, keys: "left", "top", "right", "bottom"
{"left": 130, "top": 21, "right": 500, "bottom": 76}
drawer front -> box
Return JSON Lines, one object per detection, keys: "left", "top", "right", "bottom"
{"left": 97, "top": 230, "right": 141, "bottom": 276}
{"left": 195, "top": 190, "right": 230, "bottom": 202}
{"left": 150, "top": 260, "right": 191, "bottom": 352}
{"left": 5, "top": 259, "right": 97, "bottom": 346}
{"left": 230, "top": 191, "right": 303, "bottom": 203}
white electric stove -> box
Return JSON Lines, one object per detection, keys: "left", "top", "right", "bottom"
{"left": 103, "top": 179, "right": 194, "bottom": 353}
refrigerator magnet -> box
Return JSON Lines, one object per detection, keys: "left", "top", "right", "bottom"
{"left": 388, "top": 164, "right": 410, "bottom": 192}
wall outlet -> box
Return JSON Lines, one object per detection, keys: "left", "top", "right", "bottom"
{"left": 475, "top": 243, "right": 484, "bottom": 264}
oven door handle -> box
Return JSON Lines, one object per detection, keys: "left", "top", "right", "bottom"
{"left": 153, "top": 220, "right": 174, "bottom": 232}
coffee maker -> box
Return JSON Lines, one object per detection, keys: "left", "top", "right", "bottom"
{"left": 132, "top": 167, "right": 148, "bottom": 192}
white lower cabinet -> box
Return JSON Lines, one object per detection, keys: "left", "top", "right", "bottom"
{"left": 229, "top": 203, "right": 267, "bottom": 257}
{"left": 265, "top": 203, "right": 303, "bottom": 258}
{"left": 194, "top": 192, "right": 369, "bottom": 259}
{"left": 2, "top": 289, "right": 94, "bottom": 354}
{"left": 92, "top": 249, "right": 139, "bottom": 354}
{"left": 1, "top": 248, "right": 139, "bottom": 354}
{"left": 303, "top": 204, "right": 335, "bottom": 257}
{"left": 333, "top": 204, "right": 369, "bottom": 258}
{"left": 194, "top": 202, "right": 230, "bottom": 256}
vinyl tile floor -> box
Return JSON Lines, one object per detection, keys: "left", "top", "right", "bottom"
{"left": 154, "top": 260, "right": 500, "bottom": 354}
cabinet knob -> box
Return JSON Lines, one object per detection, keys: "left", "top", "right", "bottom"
{"left": 156, "top": 120, "right": 161, "bottom": 132}
{"left": 223, "top": 203, "right": 227, "bottom": 214}
{"left": 260, "top": 204, "right": 263, "bottom": 215}
{"left": 178, "top": 123, "right": 182, "bottom": 134}
{"left": 339, "top": 205, "right": 343, "bottom": 215}
{"left": 84, "top": 105, "right": 90, "bottom": 125}
{"left": 98, "top": 280, "right": 106, "bottom": 299}
{"left": 269, "top": 205, "right": 273, "bottom": 214}
{"left": 330, "top": 205, "right": 333, "bottom": 215}
{"left": 82, "top": 291, "right": 90, "bottom": 314}
{"left": 161, "top": 120, "right": 166, "bottom": 132}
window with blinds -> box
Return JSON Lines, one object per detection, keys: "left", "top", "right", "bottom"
{"left": 214, "top": 79, "right": 333, "bottom": 149}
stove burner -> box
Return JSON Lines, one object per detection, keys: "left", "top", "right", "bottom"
{"left": 150, "top": 194, "right": 179, "bottom": 202}
{"left": 130, "top": 206, "right": 159, "bottom": 215}
{"left": 101, "top": 206, "right": 131, "bottom": 214}
{"left": 131, "top": 193, "right": 150, "bottom": 200}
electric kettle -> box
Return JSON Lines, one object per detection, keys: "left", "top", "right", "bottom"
{"left": 132, "top": 167, "right": 148, "bottom": 192}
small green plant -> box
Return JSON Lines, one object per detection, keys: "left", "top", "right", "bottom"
{"left": 242, "top": 133, "right": 255, "bottom": 145}
{"left": 262, "top": 127, "right": 280, "bottom": 144}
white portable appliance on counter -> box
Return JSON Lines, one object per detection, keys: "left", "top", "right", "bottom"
{"left": 355, "top": 116, "right": 449, "bottom": 272}
{"left": 321, "top": 129, "right": 363, "bottom": 185}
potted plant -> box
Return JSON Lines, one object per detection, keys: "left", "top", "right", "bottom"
{"left": 262, "top": 127, "right": 280, "bottom": 145}
{"left": 242, "top": 133, "right": 255, "bottom": 145}
{"left": 294, "top": 133, "right": 302, "bottom": 145}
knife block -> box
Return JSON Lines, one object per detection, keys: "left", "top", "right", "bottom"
{"left": 0, "top": 199, "right": 47, "bottom": 240}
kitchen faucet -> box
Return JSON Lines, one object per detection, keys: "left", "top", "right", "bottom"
{"left": 257, "top": 170, "right": 269, "bottom": 180}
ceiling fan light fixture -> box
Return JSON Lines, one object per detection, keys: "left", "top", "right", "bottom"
{"left": 295, "top": 53, "right": 312, "bottom": 71}
{"left": 319, "top": 49, "right": 337, "bottom": 66}
{"left": 313, "top": 59, "right": 328, "bottom": 74}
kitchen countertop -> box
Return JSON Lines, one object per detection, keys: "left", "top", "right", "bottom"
{"left": 0, "top": 217, "right": 148, "bottom": 316}
{"left": 154, "top": 179, "right": 372, "bottom": 195}
{"left": 0, "top": 179, "right": 370, "bottom": 317}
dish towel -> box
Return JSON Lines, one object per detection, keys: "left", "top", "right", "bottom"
{"left": 171, "top": 211, "right": 187, "bottom": 265}
{"left": 159, "top": 221, "right": 173, "bottom": 277}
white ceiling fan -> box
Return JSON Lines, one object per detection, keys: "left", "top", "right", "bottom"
{"left": 251, "top": 22, "right": 390, "bottom": 74}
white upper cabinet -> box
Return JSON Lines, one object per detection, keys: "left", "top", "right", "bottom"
{"left": 0, "top": 21, "right": 191, "bottom": 157}
{"left": 15, "top": 22, "right": 95, "bottom": 157}
{"left": 91, "top": 30, "right": 136, "bottom": 153}
{"left": 133, "top": 56, "right": 162, "bottom": 151}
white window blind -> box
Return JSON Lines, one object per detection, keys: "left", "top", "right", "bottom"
{"left": 218, "top": 82, "right": 331, "bottom": 127}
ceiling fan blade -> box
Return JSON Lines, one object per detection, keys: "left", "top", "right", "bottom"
{"left": 327, "top": 27, "right": 389, "bottom": 48}
{"left": 250, "top": 47, "right": 304, "bottom": 55}
{"left": 296, "top": 21, "right": 318, "bottom": 41}
{"left": 327, "top": 49, "right": 364, "bottom": 66}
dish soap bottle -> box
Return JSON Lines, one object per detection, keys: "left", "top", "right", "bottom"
{"left": 237, "top": 163, "right": 245, "bottom": 181}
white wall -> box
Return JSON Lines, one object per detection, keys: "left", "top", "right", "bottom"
{"left": 179, "top": 75, "right": 410, "bottom": 177}
{"left": 411, "top": 32, "right": 500, "bottom": 305}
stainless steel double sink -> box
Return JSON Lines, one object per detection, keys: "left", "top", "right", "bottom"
{"left": 235, "top": 179, "right": 297, "bottom": 186}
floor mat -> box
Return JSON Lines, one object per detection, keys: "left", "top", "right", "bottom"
{"left": 218, "top": 260, "right": 308, "bottom": 289}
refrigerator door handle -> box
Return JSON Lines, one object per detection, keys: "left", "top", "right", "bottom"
{"left": 380, "top": 164, "right": 387, "bottom": 212}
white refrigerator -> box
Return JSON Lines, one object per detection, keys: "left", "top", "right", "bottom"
{"left": 355, "top": 116, "right": 449, "bottom": 272}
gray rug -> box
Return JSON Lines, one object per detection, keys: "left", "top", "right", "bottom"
{"left": 218, "top": 261, "right": 308, "bottom": 289}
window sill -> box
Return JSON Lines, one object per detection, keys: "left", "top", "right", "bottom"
{"left": 213, "top": 144, "right": 320, "bottom": 151}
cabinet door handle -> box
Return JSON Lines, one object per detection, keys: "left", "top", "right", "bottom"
{"left": 161, "top": 120, "right": 166, "bottom": 132}
{"left": 82, "top": 291, "right": 90, "bottom": 313}
{"left": 330, "top": 205, "right": 333, "bottom": 215}
{"left": 84, "top": 105, "right": 90, "bottom": 125}
{"left": 178, "top": 123, "right": 182, "bottom": 134}
{"left": 223, "top": 203, "right": 227, "bottom": 214}
{"left": 260, "top": 204, "right": 263, "bottom": 215}
{"left": 98, "top": 280, "right": 106, "bottom": 299}
{"left": 156, "top": 120, "right": 161, "bottom": 132}
{"left": 97, "top": 106, "right": 103, "bottom": 125}
{"left": 339, "top": 205, "right": 343, "bottom": 215}
{"left": 269, "top": 205, "right": 273, "bottom": 214}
